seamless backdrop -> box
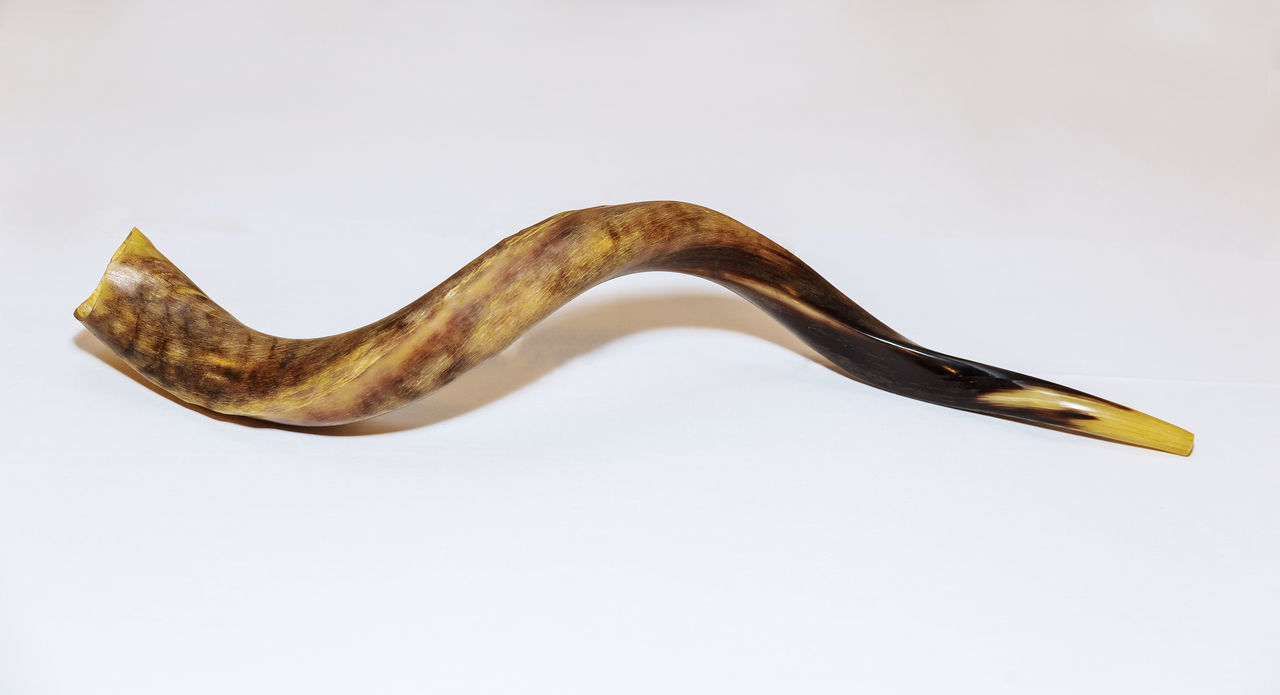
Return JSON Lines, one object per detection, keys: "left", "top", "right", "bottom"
{"left": 2, "top": 1, "right": 1278, "bottom": 693}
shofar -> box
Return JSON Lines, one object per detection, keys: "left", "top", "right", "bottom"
{"left": 75, "top": 201, "right": 1193, "bottom": 455}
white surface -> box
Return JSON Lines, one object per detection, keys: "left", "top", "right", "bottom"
{"left": 2, "top": 1, "right": 1278, "bottom": 692}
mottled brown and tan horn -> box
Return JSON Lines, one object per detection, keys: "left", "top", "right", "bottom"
{"left": 75, "top": 201, "right": 1193, "bottom": 455}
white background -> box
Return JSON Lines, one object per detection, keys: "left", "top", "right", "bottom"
{"left": 2, "top": 1, "right": 1278, "bottom": 692}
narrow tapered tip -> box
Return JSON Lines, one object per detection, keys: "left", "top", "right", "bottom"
{"left": 978, "top": 386, "right": 1194, "bottom": 456}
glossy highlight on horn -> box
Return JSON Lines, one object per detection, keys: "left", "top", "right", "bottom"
{"left": 74, "top": 201, "right": 1193, "bottom": 455}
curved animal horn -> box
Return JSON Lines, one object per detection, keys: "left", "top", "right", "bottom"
{"left": 75, "top": 201, "right": 1193, "bottom": 455}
